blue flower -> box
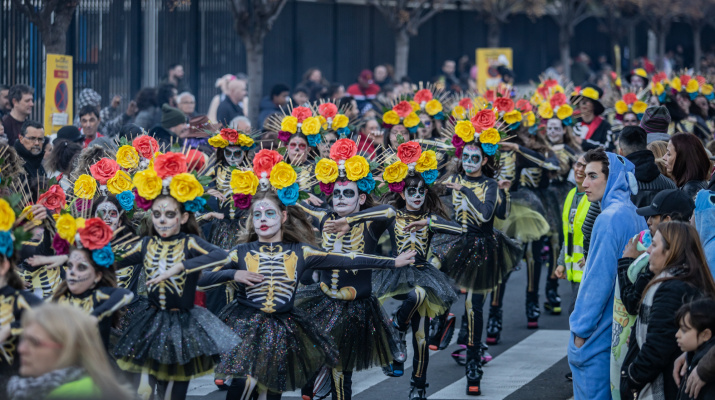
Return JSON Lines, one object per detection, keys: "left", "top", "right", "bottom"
{"left": 241, "top": 143, "right": 256, "bottom": 152}
{"left": 510, "top": 121, "right": 521, "bottom": 130}
{"left": 658, "top": 93, "right": 667, "bottom": 103}
{"left": 277, "top": 183, "right": 300, "bottom": 206}
{"left": 563, "top": 116, "right": 574, "bottom": 127}
{"left": 0, "top": 231, "right": 13, "bottom": 257}
{"left": 116, "top": 190, "right": 135, "bottom": 211}
{"left": 528, "top": 125, "right": 539, "bottom": 135}
{"left": 408, "top": 126, "right": 419, "bottom": 134}
{"left": 689, "top": 92, "right": 698, "bottom": 101}
{"left": 92, "top": 245, "right": 114, "bottom": 267}
{"left": 356, "top": 173, "right": 376, "bottom": 193}
{"left": 337, "top": 127, "right": 351, "bottom": 138}
{"left": 421, "top": 169, "right": 439, "bottom": 185}
{"left": 707, "top": 93, "right": 715, "bottom": 101}
{"left": 184, "top": 197, "right": 207, "bottom": 213}
{"left": 433, "top": 111, "right": 445, "bottom": 120}
{"left": 481, "top": 143, "right": 498, "bottom": 156}
{"left": 307, "top": 134, "right": 322, "bottom": 147}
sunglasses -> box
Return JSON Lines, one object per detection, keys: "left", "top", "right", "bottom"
{"left": 332, "top": 188, "right": 356, "bottom": 199}
{"left": 289, "top": 142, "right": 308, "bottom": 150}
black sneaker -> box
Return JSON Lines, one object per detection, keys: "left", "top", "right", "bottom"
{"left": 428, "top": 313, "right": 455, "bottom": 350}
{"left": 544, "top": 288, "right": 562, "bottom": 315}
{"left": 466, "top": 359, "right": 483, "bottom": 396}
{"left": 526, "top": 301, "right": 540, "bottom": 329}
{"left": 408, "top": 380, "right": 429, "bottom": 400}
{"left": 486, "top": 307, "right": 503, "bottom": 344}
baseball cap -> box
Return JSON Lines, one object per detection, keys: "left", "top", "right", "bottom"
{"left": 56, "top": 125, "right": 84, "bottom": 143}
{"left": 636, "top": 189, "right": 695, "bottom": 217}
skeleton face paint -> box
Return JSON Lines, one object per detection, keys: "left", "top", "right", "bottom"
{"left": 66, "top": 250, "right": 99, "bottom": 295}
{"left": 546, "top": 118, "right": 565, "bottom": 144}
{"left": 151, "top": 198, "right": 182, "bottom": 238}
{"left": 461, "top": 145, "right": 484, "bottom": 174}
{"left": 96, "top": 201, "right": 120, "bottom": 231}
{"left": 332, "top": 181, "right": 361, "bottom": 217}
{"left": 404, "top": 181, "right": 426, "bottom": 211}
{"left": 252, "top": 199, "right": 282, "bottom": 241}
{"left": 224, "top": 146, "right": 245, "bottom": 167}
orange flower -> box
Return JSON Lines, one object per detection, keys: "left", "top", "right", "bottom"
{"left": 397, "top": 141, "right": 422, "bottom": 164}
{"left": 90, "top": 158, "right": 120, "bottom": 184}
{"left": 329, "top": 138, "right": 358, "bottom": 161}
{"left": 493, "top": 97, "right": 515, "bottom": 113}
{"left": 393, "top": 101, "right": 414, "bottom": 119}
{"left": 414, "top": 89, "right": 433, "bottom": 103}
{"left": 471, "top": 109, "right": 496, "bottom": 132}
{"left": 132, "top": 135, "right": 159, "bottom": 159}
{"left": 154, "top": 152, "right": 188, "bottom": 179}
{"left": 252, "top": 149, "right": 284, "bottom": 176}
{"left": 291, "top": 106, "right": 312, "bottom": 123}
{"left": 77, "top": 218, "right": 113, "bottom": 250}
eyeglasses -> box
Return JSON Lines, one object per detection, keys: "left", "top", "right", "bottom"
{"left": 332, "top": 188, "right": 356, "bottom": 199}
{"left": 289, "top": 142, "right": 307, "bottom": 150}
{"left": 23, "top": 136, "right": 44, "bottom": 143}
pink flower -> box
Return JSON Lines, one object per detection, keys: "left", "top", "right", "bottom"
{"left": 133, "top": 189, "right": 153, "bottom": 211}
{"left": 320, "top": 182, "right": 335, "bottom": 196}
{"left": 451, "top": 134, "right": 465, "bottom": 148}
{"left": 388, "top": 181, "right": 405, "bottom": 193}
{"left": 278, "top": 130, "right": 292, "bottom": 143}
{"left": 233, "top": 193, "right": 252, "bottom": 209}
{"left": 52, "top": 233, "right": 69, "bottom": 255}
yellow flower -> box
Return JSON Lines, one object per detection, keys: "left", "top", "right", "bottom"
{"left": 52, "top": 213, "right": 59, "bottom": 221}
{"left": 133, "top": 169, "right": 163, "bottom": 200}
{"left": 523, "top": 111, "right": 536, "bottom": 127}
{"left": 75, "top": 217, "right": 86, "bottom": 230}
{"left": 383, "top": 110, "right": 400, "bottom": 125}
{"left": 531, "top": 92, "right": 544, "bottom": 105}
{"left": 208, "top": 134, "right": 229, "bottom": 148}
{"left": 237, "top": 134, "right": 254, "bottom": 148}
{"left": 451, "top": 105, "right": 466, "bottom": 120}
{"left": 230, "top": 170, "right": 259, "bottom": 195}
{"left": 73, "top": 174, "right": 97, "bottom": 200}
{"left": 553, "top": 85, "right": 565, "bottom": 93}
{"left": 454, "top": 120, "right": 475, "bottom": 142}
{"left": 332, "top": 114, "right": 349, "bottom": 130}
{"left": 538, "top": 102, "right": 554, "bottom": 119}
{"left": 382, "top": 161, "right": 408, "bottom": 183}
{"left": 107, "top": 170, "right": 134, "bottom": 195}
{"left": 479, "top": 128, "right": 501, "bottom": 145}
{"left": 0, "top": 199, "right": 15, "bottom": 231}
{"left": 503, "top": 110, "right": 522, "bottom": 125}
{"left": 281, "top": 116, "right": 298, "bottom": 134}
{"left": 318, "top": 115, "right": 328, "bottom": 130}
{"left": 169, "top": 173, "right": 204, "bottom": 203}
{"left": 301, "top": 116, "right": 321, "bottom": 135}
{"left": 315, "top": 158, "right": 339, "bottom": 184}
{"left": 415, "top": 150, "right": 438, "bottom": 172}
{"left": 425, "top": 100, "right": 443, "bottom": 116}
{"left": 116, "top": 145, "right": 140, "bottom": 169}
{"left": 615, "top": 78, "right": 622, "bottom": 87}
{"left": 632, "top": 101, "right": 648, "bottom": 115}
{"left": 703, "top": 84, "right": 714, "bottom": 96}
{"left": 557, "top": 105, "right": 573, "bottom": 120}
{"left": 345, "top": 155, "right": 370, "bottom": 181}
{"left": 671, "top": 77, "right": 682, "bottom": 92}
{"left": 581, "top": 87, "right": 599, "bottom": 100}
{"left": 653, "top": 82, "right": 665, "bottom": 95}
{"left": 615, "top": 100, "right": 629, "bottom": 115}
{"left": 55, "top": 214, "right": 77, "bottom": 243}
{"left": 269, "top": 162, "right": 297, "bottom": 189}
{"left": 409, "top": 101, "right": 420, "bottom": 111}
{"left": 403, "top": 112, "right": 420, "bottom": 128}
{"left": 686, "top": 79, "right": 700, "bottom": 93}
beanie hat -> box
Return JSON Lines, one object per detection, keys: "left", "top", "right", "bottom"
{"left": 161, "top": 104, "right": 186, "bottom": 129}
{"left": 78, "top": 88, "right": 101, "bottom": 109}
{"left": 640, "top": 106, "right": 670, "bottom": 134}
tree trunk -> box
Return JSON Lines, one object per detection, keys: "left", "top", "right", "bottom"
{"left": 693, "top": 25, "right": 702, "bottom": 73}
{"left": 244, "top": 39, "right": 264, "bottom": 129}
{"left": 559, "top": 26, "right": 571, "bottom": 81}
{"left": 487, "top": 18, "right": 500, "bottom": 48}
{"left": 40, "top": 10, "right": 74, "bottom": 54}
{"left": 394, "top": 29, "right": 410, "bottom": 82}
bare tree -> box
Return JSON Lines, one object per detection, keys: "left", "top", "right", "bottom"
{"left": 630, "top": 0, "right": 680, "bottom": 69}
{"left": 466, "top": 0, "right": 544, "bottom": 47}
{"left": 228, "top": 0, "right": 289, "bottom": 127}
{"left": 679, "top": 0, "right": 715, "bottom": 72}
{"left": 594, "top": 0, "right": 638, "bottom": 72}
{"left": 370, "top": 0, "right": 445, "bottom": 81}
{"left": 11, "top": 0, "right": 79, "bottom": 54}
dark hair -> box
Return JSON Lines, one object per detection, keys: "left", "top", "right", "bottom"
{"left": 79, "top": 105, "right": 100, "bottom": 119}
{"left": 337, "top": 96, "right": 354, "bottom": 111}
{"left": 618, "top": 126, "right": 647, "bottom": 155}
{"left": 676, "top": 298, "right": 715, "bottom": 334}
{"left": 583, "top": 147, "right": 609, "bottom": 179}
{"left": 8, "top": 84, "right": 34, "bottom": 108}
{"left": 20, "top": 120, "right": 43, "bottom": 136}
{"left": 134, "top": 88, "right": 157, "bottom": 111}
{"left": 52, "top": 247, "right": 118, "bottom": 301}
{"left": 381, "top": 174, "right": 450, "bottom": 219}
{"left": 216, "top": 146, "right": 247, "bottom": 167}
{"left": 326, "top": 177, "right": 377, "bottom": 212}
{"left": 167, "top": 63, "right": 181, "bottom": 72}
{"left": 270, "top": 84, "right": 290, "bottom": 99}
{"left": 670, "top": 133, "right": 710, "bottom": 187}
{"left": 44, "top": 139, "right": 82, "bottom": 175}
{"left": 156, "top": 84, "right": 177, "bottom": 107}
{"left": 327, "top": 83, "right": 344, "bottom": 100}
{"left": 0, "top": 253, "right": 28, "bottom": 291}
{"left": 292, "top": 86, "right": 309, "bottom": 96}
{"left": 144, "top": 195, "right": 201, "bottom": 237}
{"left": 91, "top": 195, "right": 137, "bottom": 236}
{"left": 241, "top": 190, "right": 317, "bottom": 245}
{"left": 0, "top": 84, "right": 9, "bottom": 91}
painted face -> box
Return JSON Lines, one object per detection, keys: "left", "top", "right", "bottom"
{"left": 389, "top": 125, "right": 408, "bottom": 149}
{"left": 546, "top": 118, "right": 565, "bottom": 144}
{"left": 404, "top": 181, "right": 426, "bottom": 211}
{"left": 578, "top": 98, "right": 594, "bottom": 116}
{"left": 95, "top": 201, "right": 120, "bottom": 231}
{"left": 151, "top": 197, "right": 183, "bottom": 238}
{"left": 631, "top": 75, "right": 646, "bottom": 89}
{"left": 66, "top": 250, "right": 100, "bottom": 295}
{"left": 676, "top": 313, "right": 710, "bottom": 353}
{"left": 461, "top": 145, "right": 484, "bottom": 174}
{"left": 582, "top": 161, "right": 607, "bottom": 202}
{"left": 318, "top": 133, "right": 337, "bottom": 158}
{"left": 252, "top": 199, "right": 282, "bottom": 240}
{"left": 647, "top": 230, "right": 670, "bottom": 275}
{"left": 332, "top": 181, "right": 362, "bottom": 217}
{"left": 623, "top": 113, "right": 639, "bottom": 127}
{"left": 224, "top": 146, "right": 245, "bottom": 167}
{"left": 664, "top": 141, "right": 676, "bottom": 176}
{"left": 365, "top": 120, "right": 383, "bottom": 145}
{"left": 573, "top": 156, "right": 587, "bottom": 186}
{"left": 18, "top": 323, "right": 62, "bottom": 378}
{"left": 287, "top": 136, "right": 308, "bottom": 164}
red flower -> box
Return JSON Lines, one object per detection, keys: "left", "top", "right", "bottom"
{"left": 471, "top": 109, "right": 496, "bottom": 132}
{"left": 397, "top": 141, "right": 422, "bottom": 164}
{"left": 291, "top": 106, "right": 312, "bottom": 123}
{"left": 696, "top": 75, "right": 707, "bottom": 86}
{"left": 388, "top": 181, "right": 405, "bottom": 193}
{"left": 90, "top": 158, "right": 119, "bottom": 184}
{"left": 414, "top": 89, "right": 433, "bottom": 104}
{"left": 451, "top": 134, "right": 465, "bottom": 149}
{"left": 459, "top": 98, "right": 474, "bottom": 110}
{"left": 253, "top": 149, "right": 284, "bottom": 176}
{"left": 329, "top": 138, "right": 358, "bottom": 161}
{"left": 133, "top": 189, "right": 153, "bottom": 211}
{"left": 154, "top": 152, "right": 188, "bottom": 179}
{"left": 220, "top": 128, "right": 240, "bottom": 143}
{"left": 549, "top": 92, "right": 567, "bottom": 108}
{"left": 623, "top": 93, "right": 638, "bottom": 105}
{"left": 516, "top": 99, "right": 532, "bottom": 113}
{"left": 680, "top": 75, "right": 691, "bottom": 85}
{"left": 52, "top": 234, "right": 69, "bottom": 255}
{"left": 318, "top": 103, "right": 338, "bottom": 119}
{"left": 483, "top": 90, "right": 496, "bottom": 103}
{"left": 652, "top": 72, "right": 667, "bottom": 83}
{"left": 494, "top": 97, "right": 514, "bottom": 113}
{"left": 186, "top": 149, "right": 206, "bottom": 172}
{"left": 132, "top": 135, "right": 160, "bottom": 159}
{"left": 278, "top": 131, "right": 291, "bottom": 142}
{"left": 78, "top": 218, "right": 113, "bottom": 250}
{"left": 537, "top": 86, "right": 551, "bottom": 100}
{"left": 392, "top": 101, "right": 414, "bottom": 119}
{"left": 37, "top": 185, "right": 66, "bottom": 213}
{"left": 544, "top": 79, "right": 558, "bottom": 88}
{"left": 232, "top": 193, "right": 252, "bottom": 209}
{"left": 320, "top": 182, "right": 334, "bottom": 196}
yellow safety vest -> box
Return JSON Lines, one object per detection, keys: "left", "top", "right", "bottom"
{"left": 562, "top": 187, "right": 590, "bottom": 283}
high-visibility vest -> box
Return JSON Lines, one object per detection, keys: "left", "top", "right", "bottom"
{"left": 562, "top": 187, "right": 591, "bottom": 283}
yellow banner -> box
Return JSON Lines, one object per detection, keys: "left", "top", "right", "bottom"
{"left": 476, "top": 48, "right": 513, "bottom": 93}
{"left": 43, "top": 54, "right": 73, "bottom": 135}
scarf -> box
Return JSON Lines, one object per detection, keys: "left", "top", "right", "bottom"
{"left": 583, "top": 116, "right": 603, "bottom": 140}
{"left": 7, "top": 367, "right": 87, "bottom": 400}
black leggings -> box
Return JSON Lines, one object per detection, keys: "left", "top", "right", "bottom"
{"left": 330, "top": 369, "right": 353, "bottom": 400}
{"left": 464, "top": 291, "right": 486, "bottom": 362}
{"left": 227, "top": 377, "right": 282, "bottom": 400}
{"left": 133, "top": 374, "right": 190, "bottom": 400}
{"left": 393, "top": 288, "right": 430, "bottom": 388}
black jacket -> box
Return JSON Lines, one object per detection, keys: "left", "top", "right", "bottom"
{"left": 617, "top": 256, "right": 655, "bottom": 315}
{"left": 681, "top": 181, "right": 708, "bottom": 201}
{"left": 13, "top": 138, "right": 45, "bottom": 180}
{"left": 582, "top": 201, "right": 601, "bottom": 259}
{"left": 626, "top": 150, "right": 677, "bottom": 208}
{"left": 678, "top": 339, "right": 715, "bottom": 400}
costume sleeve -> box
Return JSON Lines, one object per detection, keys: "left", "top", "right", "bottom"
{"left": 497, "top": 150, "right": 516, "bottom": 182}
{"left": 116, "top": 239, "right": 145, "bottom": 269}
{"left": 298, "top": 202, "right": 329, "bottom": 229}
{"left": 91, "top": 288, "right": 134, "bottom": 321}
{"left": 302, "top": 245, "right": 395, "bottom": 271}
{"left": 345, "top": 204, "right": 397, "bottom": 226}
{"left": 183, "top": 235, "right": 230, "bottom": 273}
{"left": 494, "top": 188, "right": 510, "bottom": 220}
{"left": 459, "top": 179, "right": 498, "bottom": 223}
{"left": 10, "top": 292, "right": 42, "bottom": 335}
{"left": 557, "top": 245, "right": 565, "bottom": 267}
{"left": 429, "top": 214, "right": 462, "bottom": 235}
{"left": 515, "top": 146, "right": 560, "bottom": 171}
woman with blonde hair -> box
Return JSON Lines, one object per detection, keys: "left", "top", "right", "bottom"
{"left": 647, "top": 140, "right": 669, "bottom": 176}
{"left": 7, "top": 303, "right": 133, "bottom": 400}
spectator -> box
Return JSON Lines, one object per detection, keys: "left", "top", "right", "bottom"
{"left": 663, "top": 133, "right": 710, "bottom": 199}
{"left": 374, "top": 65, "right": 392, "bottom": 88}
{"left": 673, "top": 299, "right": 715, "bottom": 400}
{"left": 326, "top": 83, "right": 345, "bottom": 101}
{"left": 78, "top": 105, "right": 103, "bottom": 148}
{"left": 207, "top": 74, "right": 236, "bottom": 123}
{"left": 176, "top": 92, "right": 197, "bottom": 118}
{"left": 216, "top": 79, "right": 246, "bottom": 126}
{"left": 132, "top": 87, "right": 159, "bottom": 130}
{"left": 72, "top": 89, "right": 119, "bottom": 132}
{"left": 571, "top": 52, "right": 595, "bottom": 85}
{"left": 0, "top": 120, "right": 7, "bottom": 146}
{"left": 43, "top": 139, "right": 82, "bottom": 191}
{"left": 300, "top": 68, "right": 329, "bottom": 91}
{"left": 229, "top": 115, "right": 251, "bottom": 132}
{"left": 185, "top": 115, "right": 216, "bottom": 154}
{"left": 2, "top": 85, "right": 34, "bottom": 145}
{"left": 55, "top": 125, "right": 84, "bottom": 145}
{"left": 14, "top": 120, "right": 46, "bottom": 180}
{"left": 693, "top": 190, "right": 715, "bottom": 273}
{"left": 148, "top": 104, "right": 187, "bottom": 149}
{"left": 161, "top": 63, "right": 189, "bottom": 93}
{"left": 118, "top": 123, "right": 143, "bottom": 141}
{"left": 399, "top": 77, "right": 414, "bottom": 96}
{"left": 258, "top": 84, "right": 290, "bottom": 127}
{"left": 7, "top": 303, "right": 133, "bottom": 400}
{"left": 347, "top": 70, "right": 380, "bottom": 112}
{"left": 571, "top": 84, "right": 613, "bottom": 151}
{"left": 626, "top": 68, "right": 649, "bottom": 90}
{"left": 0, "top": 84, "right": 10, "bottom": 118}
{"left": 292, "top": 86, "right": 310, "bottom": 107}
{"left": 675, "top": 92, "right": 712, "bottom": 141}
{"left": 543, "top": 60, "right": 565, "bottom": 85}
{"left": 618, "top": 126, "right": 677, "bottom": 208}
{"left": 356, "top": 118, "right": 381, "bottom": 159}
{"left": 620, "top": 222, "right": 715, "bottom": 399}
{"left": 103, "top": 94, "right": 140, "bottom": 137}
{"left": 648, "top": 140, "right": 670, "bottom": 176}
{"left": 337, "top": 96, "right": 359, "bottom": 121}
{"left": 433, "top": 59, "right": 462, "bottom": 93}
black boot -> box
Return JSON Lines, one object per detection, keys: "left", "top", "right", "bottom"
{"left": 428, "top": 313, "right": 455, "bottom": 351}
{"left": 486, "top": 307, "right": 502, "bottom": 345}
{"left": 465, "top": 358, "right": 483, "bottom": 396}
{"left": 526, "top": 300, "right": 540, "bottom": 329}
{"left": 544, "top": 288, "right": 562, "bottom": 315}
{"left": 383, "top": 319, "right": 407, "bottom": 377}
{"left": 408, "top": 378, "right": 428, "bottom": 400}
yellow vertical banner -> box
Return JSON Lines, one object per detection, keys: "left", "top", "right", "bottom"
{"left": 476, "top": 48, "right": 513, "bottom": 93}
{"left": 43, "top": 54, "right": 73, "bottom": 135}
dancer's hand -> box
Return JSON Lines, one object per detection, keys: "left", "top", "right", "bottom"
{"left": 305, "top": 194, "right": 323, "bottom": 207}
{"left": 147, "top": 263, "right": 185, "bottom": 286}
{"left": 203, "top": 212, "right": 224, "bottom": 221}
{"left": 395, "top": 250, "right": 417, "bottom": 268}
{"left": 498, "top": 142, "right": 518, "bottom": 151}
{"left": 0, "top": 326, "right": 10, "bottom": 344}
{"left": 445, "top": 182, "right": 463, "bottom": 191}
{"left": 622, "top": 237, "right": 644, "bottom": 259}
{"left": 498, "top": 180, "right": 512, "bottom": 191}
{"left": 324, "top": 218, "right": 350, "bottom": 238}
{"left": 26, "top": 255, "right": 67, "bottom": 269}
{"left": 404, "top": 219, "right": 429, "bottom": 232}
{"left": 207, "top": 189, "right": 226, "bottom": 202}
{"left": 555, "top": 265, "right": 566, "bottom": 279}
{"left": 234, "top": 270, "right": 264, "bottom": 286}
{"left": 686, "top": 366, "right": 706, "bottom": 398}
{"left": 574, "top": 336, "right": 585, "bottom": 348}
{"left": 674, "top": 352, "right": 687, "bottom": 386}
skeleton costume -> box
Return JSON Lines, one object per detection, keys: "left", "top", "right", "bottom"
{"left": 17, "top": 230, "right": 62, "bottom": 300}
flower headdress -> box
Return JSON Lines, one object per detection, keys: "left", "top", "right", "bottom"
{"left": 208, "top": 128, "right": 256, "bottom": 151}
{"left": 650, "top": 71, "right": 669, "bottom": 103}
{"left": 313, "top": 138, "right": 379, "bottom": 197}
{"left": 534, "top": 80, "right": 575, "bottom": 127}
{"left": 269, "top": 102, "right": 351, "bottom": 147}
{"left": 131, "top": 151, "right": 208, "bottom": 212}
{"left": 380, "top": 86, "right": 446, "bottom": 134}
{"left": 52, "top": 214, "right": 115, "bottom": 268}
{"left": 445, "top": 93, "right": 512, "bottom": 158}
{"left": 0, "top": 197, "right": 33, "bottom": 259}
{"left": 382, "top": 141, "right": 439, "bottom": 193}
{"left": 614, "top": 91, "right": 649, "bottom": 120}
{"left": 570, "top": 84, "right": 605, "bottom": 116}
{"left": 669, "top": 73, "right": 713, "bottom": 101}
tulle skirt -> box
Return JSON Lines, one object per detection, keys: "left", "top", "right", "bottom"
{"left": 207, "top": 218, "right": 245, "bottom": 250}
{"left": 215, "top": 302, "right": 338, "bottom": 393}
{"left": 372, "top": 264, "right": 458, "bottom": 318}
{"left": 495, "top": 188, "right": 551, "bottom": 243}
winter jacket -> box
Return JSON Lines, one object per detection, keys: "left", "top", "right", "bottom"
{"left": 682, "top": 181, "right": 708, "bottom": 201}
{"left": 617, "top": 256, "right": 655, "bottom": 315}
{"left": 47, "top": 375, "right": 102, "bottom": 399}
{"left": 147, "top": 125, "right": 181, "bottom": 150}
{"left": 134, "top": 106, "right": 162, "bottom": 130}
{"left": 678, "top": 339, "right": 715, "bottom": 400}
{"left": 694, "top": 190, "right": 715, "bottom": 274}
{"left": 625, "top": 150, "right": 677, "bottom": 208}
{"left": 13, "top": 138, "right": 46, "bottom": 180}
{"left": 258, "top": 96, "right": 282, "bottom": 128}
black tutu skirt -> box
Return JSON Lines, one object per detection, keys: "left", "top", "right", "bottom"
{"left": 441, "top": 230, "right": 522, "bottom": 293}
{"left": 113, "top": 304, "right": 240, "bottom": 381}
{"left": 215, "top": 302, "right": 338, "bottom": 393}
{"left": 372, "top": 264, "right": 458, "bottom": 318}
{"left": 495, "top": 188, "right": 551, "bottom": 243}
{"left": 207, "top": 218, "right": 245, "bottom": 249}
{"left": 534, "top": 187, "right": 564, "bottom": 236}
{"left": 296, "top": 284, "right": 403, "bottom": 372}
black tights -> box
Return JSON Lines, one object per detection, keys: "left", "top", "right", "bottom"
{"left": 464, "top": 291, "right": 486, "bottom": 362}
{"left": 227, "top": 377, "right": 282, "bottom": 400}
{"left": 393, "top": 288, "right": 430, "bottom": 388}
{"left": 133, "top": 374, "right": 190, "bottom": 400}
{"left": 525, "top": 238, "right": 544, "bottom": 303}
{"left": 330, "top": 369, "right": 353, "bottom": 400}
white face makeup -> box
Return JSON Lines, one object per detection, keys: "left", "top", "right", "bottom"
{"left": 404, "top": 181, "right": 426, "bottom": 211}
{"left": 151, "top": 198, "right": 182, "bottom": 238}
{"left": 332, "top": 181, "right": 363, "bottom": 217}
{"left": 461, "top": 145, "right": 484, "bottom": 174}
{"left": 252, "top": 199, "right": 282, "bottom": 240}
{"left": 546, "top": 118, "right": 565, "bottom": 144}
{"left": 224, "top": 146, "right": 245, "bottom": 167}
{"left": 66, "top": 250, "right": 99, "bottom": 295}
{"left": 96, "top": 201, "right": 120, "bottom": 231}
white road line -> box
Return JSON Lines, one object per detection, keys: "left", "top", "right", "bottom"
{"left": 428, "top": 330, "right": 570, "bottom": 400}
